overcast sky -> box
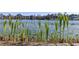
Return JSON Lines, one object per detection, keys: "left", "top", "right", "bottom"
{"left": 0, "top": 0, "right": 79, "bottom": 14}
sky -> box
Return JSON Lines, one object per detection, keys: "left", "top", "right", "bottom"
{"left": 0, "top": 0, "right": 79, "bottom": 15}
{"left": 0, "top": 12, "right": 55, "bottom": 16}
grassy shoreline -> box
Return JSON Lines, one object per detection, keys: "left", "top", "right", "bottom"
{"left": 0, "top": 13, "right": 79, "bottom": 46}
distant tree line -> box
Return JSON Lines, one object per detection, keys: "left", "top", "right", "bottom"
{"left": 0, "top": 13, "right": 79, "bottom": 20}
{"left": 0, "top": 13, "right": 57, "bottom": 20}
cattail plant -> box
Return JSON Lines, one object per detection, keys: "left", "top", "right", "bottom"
{"left": 45, "top": 21, "right": 49, "bottom": 41}
{"left": 3, "top": 19, "right": 7, "bottom": 33}
{"left": 37, "top": 20, "right": 43, "bottom": 41}
{"left": 55, "top": 18, "right": 58, "bottom": 41}
{"left": 63, "top": 14, "right": 66, "bottom": 39}
{"left": 65, "top": 15, "right": 69, "bottom": 42}
{"left": 59, "top": 14, "right": 63, "bottom": 40}
{"left": 8, "top": 16, "right": 13, "bottom": 35}
{"left": 63, "top": 13, "right": 69, "bottom": 42}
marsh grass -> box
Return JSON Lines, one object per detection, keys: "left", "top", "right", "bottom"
{"left": 0, "top": 13, "right": 78, "bottom": 45}
{"left": 37, "top": 20, "right": 43, "bottom": 41}
{"left": 48, "top": 13, "right": 71, "bottom": 44}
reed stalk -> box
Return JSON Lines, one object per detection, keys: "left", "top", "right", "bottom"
{"left": 45, "top": 21, "right": 49, "bottom": 41}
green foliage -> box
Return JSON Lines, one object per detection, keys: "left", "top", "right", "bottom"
{"left": 45, "top": 21, "right": 49, "bottom": 40}
{"left": 1, "top": 13, "right": 71, "bottom": 43}
{"left": 3, "top": 19, "right": 7, "bottom": 33}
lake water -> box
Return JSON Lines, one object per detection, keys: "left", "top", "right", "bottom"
{"left": 0, "top": 20, "right": 79, "bottom": 38}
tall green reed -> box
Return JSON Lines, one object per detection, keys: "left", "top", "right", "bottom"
{"left": 55, "top": 17, "right": 58, "bottom": 40}
{"left": 37, "top": 20, "right": 43, "bottom": 41}
{"left": 62, "top": 14, "right": 66, "bottom": 39}
{"left": 3, "top": 19, "right": 7, "bottom": 33}
{"left": 63, "top": 14, "right": 69, "bottom": 42}
{"left": 45, "top": 21, "right": 49, "bottom": 41}
{"left": 65, "top": 15, "right": 69, "bottom": 41}
{"left": 58, "top": 13, "right": 69, "bottom": 42}
{"left": 59, "top": 14, "right": 63, "bottom": 40}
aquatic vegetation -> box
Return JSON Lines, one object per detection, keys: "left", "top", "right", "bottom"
{"left": 45, "top": 21, "right": 49, "bottom": 40}
{"left": 59, "top": 14, "right": 63, "bottom": 40}
{"left": 0, "top": 13, "right": 79, "bottom": 45}
{"left": 55, "top": 16, "right": 58, "bottom": 39}
{"left": 37, "top": 20, "right": 43, "bottom": 41}
{"left": 3, "top": 19, "right": 7, "bottom": 33}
